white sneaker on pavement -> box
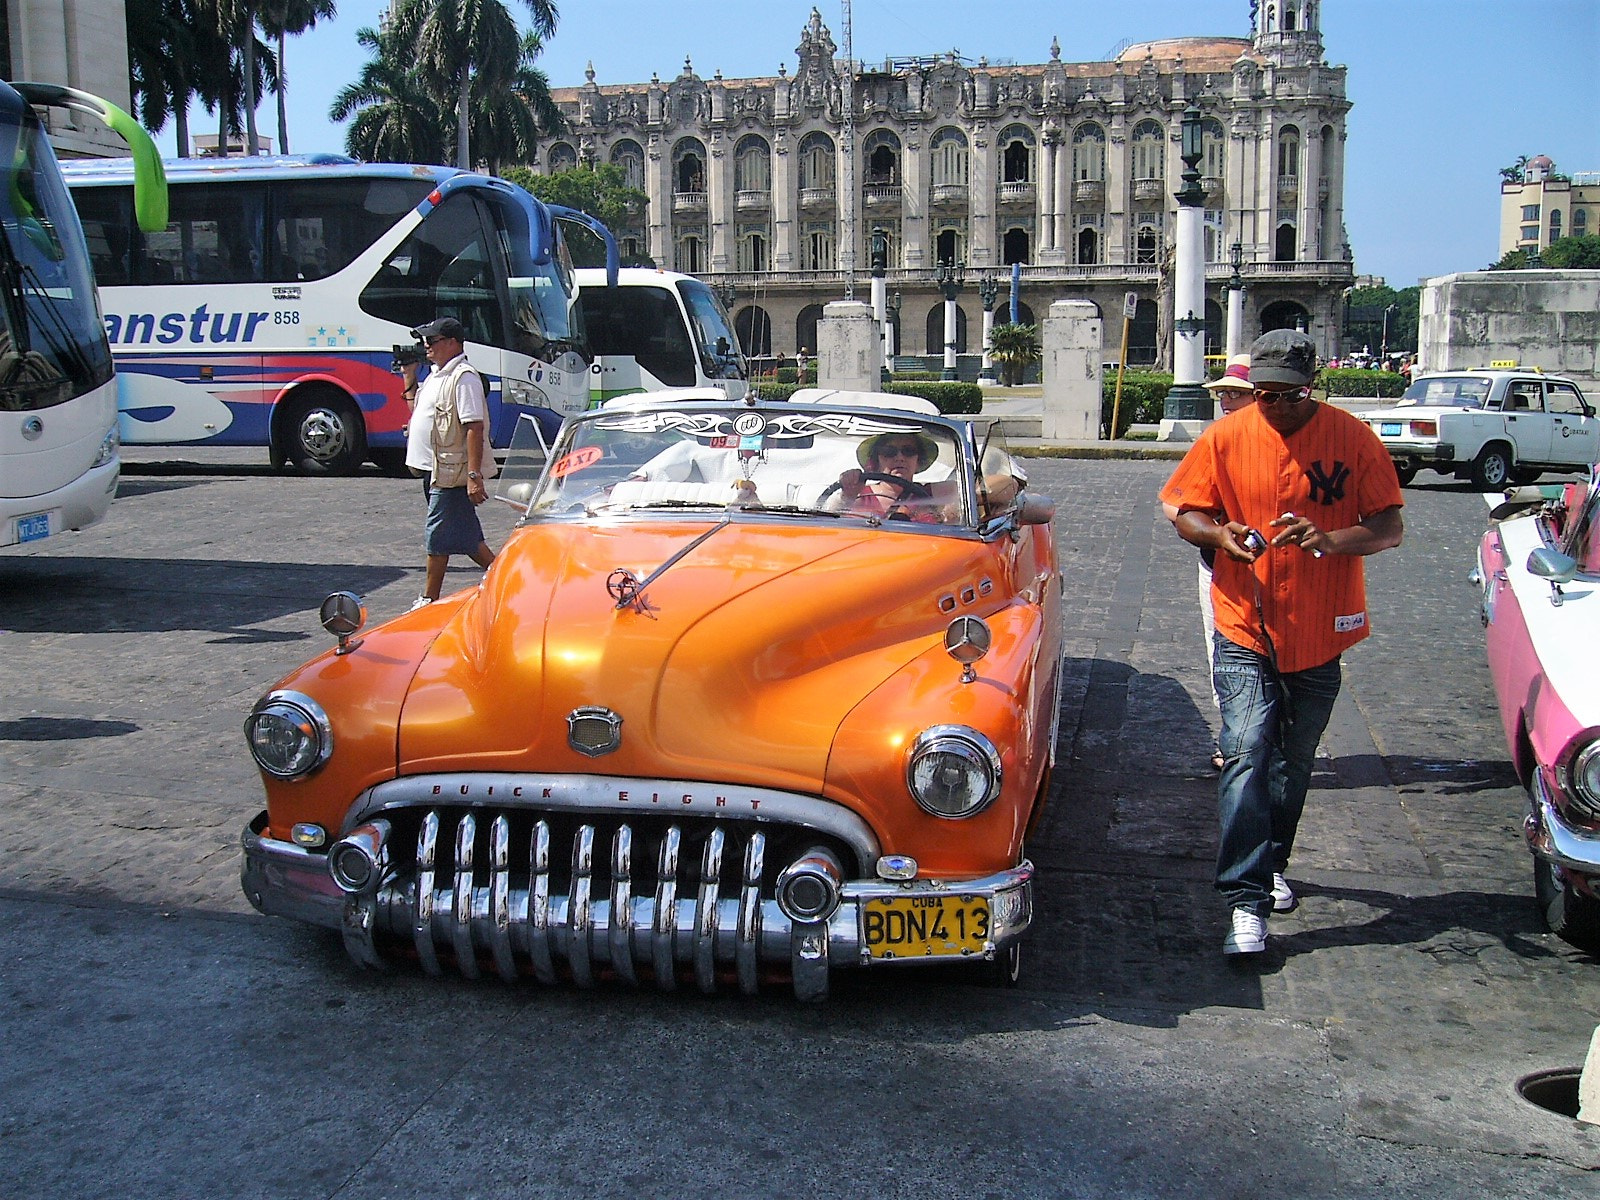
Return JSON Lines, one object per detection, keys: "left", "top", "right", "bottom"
{"left": 409, "top": 595, "right": 434, "bottom": 611}
{"left": 1223, "top": 906, "right": 1268, "bottom": 955}
{"left": 1271, "top": 872, "right": 1298, "bottom": 913}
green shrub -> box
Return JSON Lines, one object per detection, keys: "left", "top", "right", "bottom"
{"left": 751, "top": 382, "right": 803, "bottom": 402}
{"left": 1322, "top": 368, "right": 1407, "bottom": 398}
{"left": 885, "top": 381, "right": 983, "bottom": 414}
{"left": 1101, "top": 372, "right": 1173, "bottom": 438}
{"left": 890, "top": 370, "right": 941, "bottom": 382}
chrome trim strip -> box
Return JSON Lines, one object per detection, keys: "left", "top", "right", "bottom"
{"left": 569, "top": 825, "right": 595, "bottom": 987}
{"left": 737, "top": 833, "right": 765, "bottom": 996}
{"left": 488, "top": 816, "right": 516, "bottom": 982}
{"left": 653, "top": 826, "right": 680, "bottom": 990}
{"left": 528, "top": 821, "right": 554, "bottom": 984}
{"left": 413, "top": 812, "right": 441, "bottom": 976}
{"left": 695, "top": 829, "right": 725, "bottom": 994}
{"left": 1527, "top": 770, "right": 1600, "bottom": 873}
{"left": 609, "top": 825, "right": 637, "bottom": 986}
{"left": 452, "top": 814, "right": 479, "bottom": 979}
{"left": 350, "top": 773, "right": 880, "bottom": 870}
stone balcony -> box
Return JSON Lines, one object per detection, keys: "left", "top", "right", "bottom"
{"left": 672, "top": 191, "right": 708, "bottom": 215}
{"left": 997, "top": 180, "right": 1036, "bottom": 206}
{"left": 1132, "top": 178, "right": 1164, "bottom": 203}
{"left": 930, "top": 183, "right": 969, "bottom": 208}
{"left": 1073, "top": 178, "right": 1104, "bottom": 205}
{"left": 863, "top": 183, "right": 903, "bottom": 209}
{"left": 734, "top": 189, "right": 771, "bottom": 213}
{"left": 798, "top": 186, "right": 836, "bottom": 211}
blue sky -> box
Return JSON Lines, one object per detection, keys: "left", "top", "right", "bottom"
{"left": 162, "top": 0, "right": 1600, "bottom": 288}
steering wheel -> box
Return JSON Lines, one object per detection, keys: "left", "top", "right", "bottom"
{"left": 816, "top": 471, "right": 933, "bottom": 517}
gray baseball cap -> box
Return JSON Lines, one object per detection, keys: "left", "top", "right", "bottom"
{"left": 1248, "top": 329, "right": 1317, "bottom": 387}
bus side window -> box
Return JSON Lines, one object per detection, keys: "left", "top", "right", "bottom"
{"left": 583, "top": 287, "right": 695, "bottom": 386}
{"left": 359, "top": 193, "right": 494, "bottom": 338}
{"left": 69, "top": 186, "right": 134, "bottom": 287}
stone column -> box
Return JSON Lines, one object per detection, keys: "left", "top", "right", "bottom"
{"left": 817, "top": 300, "right": 881, "bottom": 392}
{"left": 1041, "top": 299, "right": 1103, "bottom": 442}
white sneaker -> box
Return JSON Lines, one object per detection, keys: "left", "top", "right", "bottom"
{"left": 1223, "top": 907, "right": 1268, "bottom": 955}
{"left": 409, "top": 595, "right": 434, "bottom": 611}
{"left": 1271, "top": 873, "right": 1298, "bottom": 913}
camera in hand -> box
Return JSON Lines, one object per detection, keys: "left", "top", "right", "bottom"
{"left": 1240, "top": 528, "right": 1268, "bottom": 555}
{"left": 390, "top": 342, "right": 426, "bottom": 372}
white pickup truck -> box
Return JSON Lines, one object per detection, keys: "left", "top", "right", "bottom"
{"left": 1356, "top": 370, "right": 1598, "bottom": 488}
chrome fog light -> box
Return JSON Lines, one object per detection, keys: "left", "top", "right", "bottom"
{"left": 876, "top": 854, "right": 918, "bottom": 881}
{"left": 776, "top": 848, "right": 843, "bottom": 922}
{"left": 329, "top": 821, "right": 391, "bottom": 893}
{"left": 907, "top": 725, "right": 1002, "bottom": 818}
{"left": 245, "top": 691, "right": 332, "bottom": 779}
{"left": 291, "top": 823, "right": 326, "bottom": 848}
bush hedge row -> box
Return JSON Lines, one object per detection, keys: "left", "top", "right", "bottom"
{"left": 1101, "top": 372, "right": 1173, "bottom": 438}
{"left": 748, "top": 380, "right": 983, "bottom": 415}
{"left": 1322, "top": 368, "right": 1408, "bottom": 398}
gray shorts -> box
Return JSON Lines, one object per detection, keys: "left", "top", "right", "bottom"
{"left": 424, "top": 484, "right": 486, "bottom": 556}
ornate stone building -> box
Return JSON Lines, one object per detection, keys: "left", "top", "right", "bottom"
{"left": 542, "top": 2, "right": 1354, "bottom": 368}
{"left": 3, "top": 0, "right": 132, "bottom": 158}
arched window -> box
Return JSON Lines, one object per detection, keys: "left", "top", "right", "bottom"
{"left": 1277, "top": 127, "right": 1300, "bottom": 182}
{"left": 1575, "top": 208, "right": 1589, "bottom": 234}
{"left": 934, "top": 227, "right": 963, "bottom": 265}
{"left": 1077, "top": 227, "right": 1098, "bottom": 265}
{"left": 734, "top": 135, "right": 771, "bottom": 193}
{"left": 1265, "top": 4, "right": 1278, "bottom": 34}
{"left": 1135, "top": 224, "right": 1159, "bottom": 265}
{"left": 798, "top": 132, "right": 835, "bottom": 190}
{"left": 924, "top": 302, "right": 968, "bottom": 355}
{"left": 1260, "top": 299, "right": 1311, "bottom": 335}
{"left": 673, "top": 139, "right": 707, "bottom": 194}
{"left": 863, "top": 129, "right": 901, "bottom": 185}
{"left": 1201, "top": 118, "right": 1226, "bottom": 180}
{"left": 1285, "top": 3, "right": 1298, "bottom": 31}
{"left": 737, "top": 230, "right": 768, "bottom": 272}
{"left": 1131, "top": 120, "right": 1165, "bottom": 181}
{"left": 1002, "top": 228, "right": 1030, "bottom": 265}
{"left": 1550, "top": 209, "right": 1563, "bottom": 242}
{"left": 609, "top": 140, "right": 645, "bottom": 189}
{"left": 1072, "top": 123, "right": 1106, "bottom": 182}
{"left": 547, "top": 142, "right": 578, "bottom": 173}
{"left": 735, "top": 305, "right": 772, "bottom": 357}
{"left": 796, "top": 304, "right": 823, "bottom": 356}
{"left": 804, "top": 228, "right": 835, "bottom": 271}
{"left": 676, "top": 234, "right": 704, "bottom": 273}
{"left": 1275, "top": 222, "right": 1297, "bottom": 262}
{"left": 1000, "top": 125, "right": 1034, "bottom": 183}
{"left": 930, "top": 127, "right": 968, "bottom": 188}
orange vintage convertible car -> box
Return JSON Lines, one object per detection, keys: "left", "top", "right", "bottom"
{"left": 241, "top": 392, "right": 1063, "bottom": 998}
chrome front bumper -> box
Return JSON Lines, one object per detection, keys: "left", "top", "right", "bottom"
{"left": 242, "top": 808, "right": 1032, "bottom": 1001}
{"left": 1524, "top": 770, "right": 1600, "bottom": 876}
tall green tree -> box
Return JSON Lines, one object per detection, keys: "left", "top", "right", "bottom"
{"left": 330, "top": 23, "right": 447, "bottom": 163}
{"left": 127, "top": 0, "right": 235, "bottom": 155}
{"left": 1491, "top": 234, "right": 1600, "bottom": 270}
{"left": 503, "top": 163, "right": 645, "bottom": 263}
{"left": 261, "top": 0, "right": 337, "bottom": 154}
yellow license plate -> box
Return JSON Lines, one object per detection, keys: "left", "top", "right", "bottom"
{"left": 861, "top": 894, "right": 991, "bottom": 960}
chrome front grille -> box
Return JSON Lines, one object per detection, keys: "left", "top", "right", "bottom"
{"left": 341, "top": 806, "right": 859, "bottom": 999}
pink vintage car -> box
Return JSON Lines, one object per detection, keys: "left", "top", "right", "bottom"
{"left": 1475, "top": 476, "right": 1600, "bottom": 955}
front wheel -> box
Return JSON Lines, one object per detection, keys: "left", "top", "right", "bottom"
{"left": 1534, "top": 857, "right": 1600, "bottom": 955}
{"left": 284, "top": 390, "right": 366, "bottom": 475}
{"left": 1470, "top": 444, "right": 1512, "bottom": 490}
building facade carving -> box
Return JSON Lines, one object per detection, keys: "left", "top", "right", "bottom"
{"left": 541, "top": 2, "right": 1353, "bottom": 367}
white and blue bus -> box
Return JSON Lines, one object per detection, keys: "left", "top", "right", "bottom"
{"left": 0, "top": 83, "right": 165, "bottom": 548}
{"left": 63, "top": 155, "right": 610, "bottom": 473}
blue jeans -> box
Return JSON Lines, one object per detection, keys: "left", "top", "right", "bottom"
{"left": 1213, "top": 633, "right": 1342, "bottom": 915}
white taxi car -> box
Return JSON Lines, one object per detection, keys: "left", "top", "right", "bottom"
{"left": 1357, "top": 370, "right": 1596, "bottom": 488}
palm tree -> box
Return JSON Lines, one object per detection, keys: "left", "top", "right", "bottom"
{"left": 127, "top": 0, "right": 235, "bottom": 155}
{"left": 330, "top": 24, "right": 447, "bottom": 163}
{"left": 988, "top": 322, "right": 1042, "bottom": 387}
{"left": 261, "top": 0, "right": 337, "bottom": 154}
{"left": 469, "top": 33, "right": 566, "bottom": 174}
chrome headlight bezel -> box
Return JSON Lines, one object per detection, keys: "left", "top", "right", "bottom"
{"left": 92, "top": 427, "right": 120, "bottom": 469}
{"left": 906, "top": 724, "right": 1002, "bottom": 819}
{"left": 245, "top": 690, "right": 333, "bottom": 780}
{"left": 1565, "top": 739, "right": 1600, "bottom": 821}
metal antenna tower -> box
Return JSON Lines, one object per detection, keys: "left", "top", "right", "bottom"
{"left": 839, "top": 0, "right": 856, "bottom": 298}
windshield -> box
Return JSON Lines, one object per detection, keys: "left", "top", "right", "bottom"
{"left": 1398, "top": 376, "right": 1491, "bottom": 408}
{"left": 525, "top": 404, "right": 972, "bottom": 526}
{"left": 0, "top": 105, "right": 113, "bottom": 411}
{"left": 676, "top": 280, "right": 746, "bottom": 380}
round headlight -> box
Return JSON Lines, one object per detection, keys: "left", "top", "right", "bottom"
{"left": 907, "top": 725, "right": 1002, "bottom": 819}
{"left": 1569, "top": 740, "right": 1600, "bottom": 820}
{"left": 245, "top": 692, "right": 332, "bottom": 779}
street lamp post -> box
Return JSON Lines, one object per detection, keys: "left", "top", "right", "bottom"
{"left": 870, "top": 227, "right": 890, "bottom": 386}
{"left": 887, "top": 288, "right": 902, "bottom": 368}
{"left": 1162, "top": 104, "right": 1210, "bottom": 432}
{"left": 1380, "top": 303, "right": 1397, "bottom": 363}
{"left": 1225, "top": 241, "right": 1246, "bottom": 358}
{"left": 977, "top": 271, "right": 1000, "bottom": 384}
{"left": 936, "top": 259, "right": 964, "bottom": 381}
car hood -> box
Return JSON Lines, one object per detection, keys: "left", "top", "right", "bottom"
{"left": 396, "top": 519, "right": 986, "bottom": 789}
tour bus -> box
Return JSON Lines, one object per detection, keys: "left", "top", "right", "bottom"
{"left": 1, "top": 83, "right": 165, "bottom": 548}
{"left": 575, "top": 267, "right": 747, "bottom": 404}
{"left": 62, "top": 155, "right": 609, "bottom": 473}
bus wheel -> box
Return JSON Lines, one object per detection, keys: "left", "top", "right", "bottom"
{"left": 286, "top": 390, "right": 366, "bottom": 475}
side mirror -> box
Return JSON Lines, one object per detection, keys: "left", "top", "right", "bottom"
{"left": 1016, "top": 493, "right": 1055, "bottom": 526}
{"left": 1527, "top": 547, "right": 1578, "bottom": 584}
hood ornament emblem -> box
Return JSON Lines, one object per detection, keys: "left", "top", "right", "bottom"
{"left": 568, "top": 706, "right": 623, "bottom": 757}
{"left": 607, "top": 568, "right": 657, "bottom": 617}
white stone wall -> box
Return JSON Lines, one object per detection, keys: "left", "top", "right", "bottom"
{"left": 1418, "top": 270, "right": 1600, "bottom": 390}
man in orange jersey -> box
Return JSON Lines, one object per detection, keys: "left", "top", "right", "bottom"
{"left": 1159, "top": 329, "right": 1404, "bottom": 956}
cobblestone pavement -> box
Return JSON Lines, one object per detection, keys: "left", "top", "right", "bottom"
{"left": 0, "top": 448, "right": 1594, "bottom": 1198}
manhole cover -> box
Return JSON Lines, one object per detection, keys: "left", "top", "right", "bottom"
{"left": 1516, "top": 1068, "right": 1581, "bottom": 1119}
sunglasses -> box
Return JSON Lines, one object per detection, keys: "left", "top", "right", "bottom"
{"left": 1253, "top": 386, "right": 1312, "bottom": 405}
{"left": 423, "top": 335, "right": 449, "bottom": 347}
{"left": 877, "top": 444, "right": 922, "bottom": 458}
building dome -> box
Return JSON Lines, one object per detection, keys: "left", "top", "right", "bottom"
{"left": 1528, "top": 154, "right": 1555, "bottom": 170}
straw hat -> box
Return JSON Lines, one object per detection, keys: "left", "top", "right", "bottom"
{"left": 1204, "top": 354, "right": 1253, "bottom": 391}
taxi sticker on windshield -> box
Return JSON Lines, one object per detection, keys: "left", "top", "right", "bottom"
{"left": 551, "top": 445, "right": 603, "bottom": 477}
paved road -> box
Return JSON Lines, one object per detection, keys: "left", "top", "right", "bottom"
{"left": 1, "top": 448, "right": 1594, "bottom": 1198}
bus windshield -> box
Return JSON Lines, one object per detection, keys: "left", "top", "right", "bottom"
{"left": 675, "top": 278, "right": 745, "bottom": 380}
{"left": 0, "top": 104, "right": 112, "bottom": 410}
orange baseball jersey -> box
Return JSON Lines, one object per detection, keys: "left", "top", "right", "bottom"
{"left": 1160, "top": 403, "right": 1403, "bottom": 672}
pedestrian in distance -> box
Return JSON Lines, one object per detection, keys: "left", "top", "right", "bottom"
{"left": 402, "top": 316, "right": 497, "bottom": 610}
{"left": 1161, "top": 353, "right": 1257, "bottom": 770}
{"left": 1159, "top": 329, "right": 1404, "bottom": 956}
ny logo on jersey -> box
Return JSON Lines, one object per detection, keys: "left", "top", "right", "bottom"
{"left": 1306, "top": 460, "right": 1350, "bottom": 505}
